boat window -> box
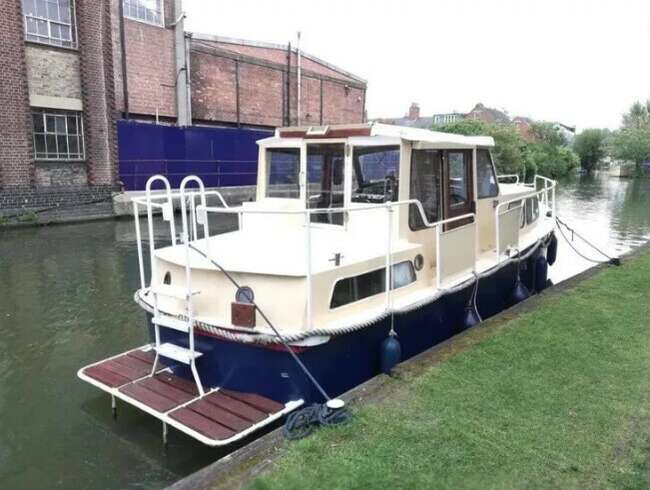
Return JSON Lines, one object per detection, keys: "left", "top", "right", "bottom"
{"left": 448, "top": 152, "right": 469, "bottom": 207}
{"left": 266, "top": 148, "right": 300, "bottom": 198}
{"left": 526, "top": 197, "right": 539, "bottom": 225}
{"left": 330, "top": 261, "right": 416, "bottom": 309}
{"left": 307, "top": 144, "right": 345, "bottom": 225}
{"left": 477, "top": 149, "right": 498, "bottom": 198}
{"left": 409, "top": 149, "right": 442, "bottom": 230}
{"left": 351, "top": 146, "right": 401, "bottom": 204}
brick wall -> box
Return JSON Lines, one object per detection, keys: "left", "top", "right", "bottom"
{"left": 0, "top": 0, "right": 33, "bottom": 188}
{"left": 77, "top": 0, "right": 117, "bottom": 186}
{"left": 25, "top": 44, "right": 82, "bottom": 99}
{"left": 190, "top": 40, "right": 366, "bottom": 127}
{"left": 111, "top": 0, "right": 177, "bottom": 118}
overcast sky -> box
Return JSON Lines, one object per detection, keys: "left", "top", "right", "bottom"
{"left": 185, "top": 0, "right": 650, "bottom": 131}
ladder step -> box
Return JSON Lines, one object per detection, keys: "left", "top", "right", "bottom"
{"left": 152, "top": 315, "right": 190, "bottom": 333}
{"left": 155, "top": 343, "right": 202, "bottom": 364}
{"left": 150, "top": 284, "right": 200, "bottom": 299}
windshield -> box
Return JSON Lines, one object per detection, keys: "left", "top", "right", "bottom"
{"left": 352, "top": 146, "right": 401, "bottom": 203}
{"left": 307, "top": 144, "right": 345, "bottom": 225}
{"left": 266, "top": 148, "right": 300, "bottom": 198}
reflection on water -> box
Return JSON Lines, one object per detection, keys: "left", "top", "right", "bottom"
{"left": 550, "top": 173, "right": 650, "bottom": 283}
{"left": 0, "top": 173, "right": 648, "bottom": 489}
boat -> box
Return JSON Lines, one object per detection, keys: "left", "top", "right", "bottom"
{"left": 78, "top": 123, "right": 559, "bottom": 446}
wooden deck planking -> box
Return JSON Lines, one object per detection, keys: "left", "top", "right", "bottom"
{"left": 154, "top": 372, "right": 199, "bottom": 396}
{"left": 120, "top": 383, "right": 180, "bottom": 412}
{"left": 111, "top": 355, "right": 153, "bottom": 378}
{"left": 84, "top": 364, "right": 131, "bottom": 388}
{"left": 138, "top": 377, "right": 195, "bottom": 405}
{"left": 220, "top": 389, "right": 284, "bottom": 414}
{"left": 184, "top": 399, "right": 253, "bottom": 432}
{"left": 170, "top": 408, "right": 236, "bottom": 440}
{"left": 127, "top": 349, "right": 156, "bottom": 365}
{"left": 101, "top": 359, "right": 149, "bottom": 381}
{"left": 205, "top": 392, "right": 268, "bottom": 423}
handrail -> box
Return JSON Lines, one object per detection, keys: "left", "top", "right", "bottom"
{"left": 497, "top": 174, "right": 520, "bottom": 184}
{"left": 495, "top": 174, "right": 556, "bottom": 262}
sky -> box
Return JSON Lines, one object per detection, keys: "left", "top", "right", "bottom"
{"left": 185, "top": 0, "right": 650, "bottom": 131}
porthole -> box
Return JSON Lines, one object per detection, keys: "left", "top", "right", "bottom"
{"left": 236, "top": 286, "right": 255, "bottom": 304}
{"left": 413, "top": 254, "right": 424, "bottom": 271}
{"left": 163, "top": 271, "right": 171, "bottom": 285}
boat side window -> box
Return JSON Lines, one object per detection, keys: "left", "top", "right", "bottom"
{"left": 526, "top": 197, "right": 539, "bottom": 225}
{"left": 307, "top": 144, "right": 345, "bottom": 225}
{"left": 351, "top": 146, "right": 401, "bottom": 204}
{"left": 448, "top": 152, "right": 470, "bottom": 207}
{"left": 330, "top": 261, "right": 416, "bottom": 309}
{"left": 266, "top": 148, "right": 301, "bottom": 198}
{"left": 409, "top": 149, "right": 442, "bottom": 230}
{"left": 477, "top": 149, "right": 498, "bottom": 198}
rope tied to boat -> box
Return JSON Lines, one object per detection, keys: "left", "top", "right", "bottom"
{"left": 186, "top": 242, "right": 350, "bottom": 439}
{"left": 555, "top": 216, "right": 621, "bottom": 266}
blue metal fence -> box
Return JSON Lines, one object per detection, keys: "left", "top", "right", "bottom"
{"left": 117, "top": 120, "right": 273, "bottom": 190}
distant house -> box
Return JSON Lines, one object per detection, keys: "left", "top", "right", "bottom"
{"left": 513, "top": 116, "right": 535, "bottom": 142}
{"left": 375, "top": 103, "right": 434, "bottom": 129}
{"left": 432, "top": 112, "right": 465, "bottom": 126}
{"left": 466, "top": 103, "right": 510, "bottom": 124}
{"left": 553, "top": 123, "right": 577, "bottom": 143}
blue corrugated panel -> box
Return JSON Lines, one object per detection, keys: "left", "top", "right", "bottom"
{"left": 117, "top": 121, "right": 272, "bottom": 191}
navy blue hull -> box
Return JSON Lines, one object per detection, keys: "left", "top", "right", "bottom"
{"left": 151, "top": 240, "right": 546, "bottom": 405}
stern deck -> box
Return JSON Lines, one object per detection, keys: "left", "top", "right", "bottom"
{"left": 78, "top": 345, "right": 303, "bottom": 446}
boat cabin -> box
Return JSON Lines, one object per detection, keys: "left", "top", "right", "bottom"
{"left": 149, "top": 123, "right": 554, "bottom": 338}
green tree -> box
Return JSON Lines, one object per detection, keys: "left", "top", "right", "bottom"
{"left": 530, "top": 122, "right": 568, "bottom": 147}
{"left": 610, "top": 100, "right": 650, "bottom": 174}
{"left": 432, "top": 120, "right": 528, "bottom": 176}
{"left": 573, "top": 129, "right": 609, "bottom": 172}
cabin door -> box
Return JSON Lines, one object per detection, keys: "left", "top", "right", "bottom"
{"left": 442, "top": 150, "right": 474, "bottom": 230}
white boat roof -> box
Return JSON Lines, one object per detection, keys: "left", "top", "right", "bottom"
{"left": 257, "top": 122, "right": 494, "bottom": 149}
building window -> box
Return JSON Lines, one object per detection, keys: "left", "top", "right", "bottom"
{"left": 123, "top": 0, "right": 163, "bottom": 26}
{"left": 22, "top": 0, "right": 76, "bottom": 48}
{"left": 32, "top": 109, "right": 84, "bottom": 161}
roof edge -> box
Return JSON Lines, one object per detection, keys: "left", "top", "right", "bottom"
{"left": 188, "top": 32, "right": 367, "bottom": 85}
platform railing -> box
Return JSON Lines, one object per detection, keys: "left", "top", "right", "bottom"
{"left": 495, "top": 174, "right": 557, "bottom": 263}
{"left": 497, "top": 174, "right": 520, "bottom": 185}
{"left": 196, "top": 199, "right": 475, "bottom": 329}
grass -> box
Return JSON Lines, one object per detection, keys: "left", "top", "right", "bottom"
{"left": 250, "top": 248, "right": 650, "bottom": 489}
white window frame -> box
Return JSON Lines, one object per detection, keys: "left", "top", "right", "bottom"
{"left": 22, "top": 0, "right": 77, "bottom": 49}
{"left": 32, "top": 109, "right": 85, "bottom": 162}
{"left": 122, "top": 0, "right": 164, "bottom": 27}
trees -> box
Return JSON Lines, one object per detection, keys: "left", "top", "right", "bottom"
{"left": 573, "top": 129, "right": 609, "bottom": 172}
{"left": 610, "top": 100, "right": 650, "bottom": 174}
{"left": 432, "top": 120, "right": 528, "bottom": 176}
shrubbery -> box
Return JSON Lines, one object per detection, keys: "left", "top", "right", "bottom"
{"left": 432, "top": 119, "right": 579, "bottom": 179}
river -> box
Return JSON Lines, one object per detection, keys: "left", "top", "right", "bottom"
{"left": 0, "top": 172, "right": 648, "bottom": 489}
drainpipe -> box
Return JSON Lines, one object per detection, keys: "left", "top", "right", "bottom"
{"left": 118, "top": 0, "right": 129, "bottom": 119}
{"left": 297, "top": 31, "right": 301, "bottom": 126}
{"left": 173, "top": 0, "right": 190, "bottom": 126}
{"left": 286, "top": 42, "right": 291, "bottom": 126}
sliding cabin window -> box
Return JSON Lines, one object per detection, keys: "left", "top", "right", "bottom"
{"left": 266, "top": 148, "right": 300, "bottom": 198}
{"left": 330, "top": 261, "right": 416, "bottom": 309}
{"left": 477, "top": 149, "right": 499, "bottom": 198}
{"left": 409, "top": 149, "right": 442, "bottom": 230}
{"left": 351, "top": 146, "right": 401, "bottom": 204}
{"left": 447, "top": 152, "right": 470, "bottom": 207}
{"left": 307, "top": 144, "right": 345, "bottom": 225}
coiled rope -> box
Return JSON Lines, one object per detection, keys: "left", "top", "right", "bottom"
{"left": 555, "top": 216, "right": 621, "bottom": 266}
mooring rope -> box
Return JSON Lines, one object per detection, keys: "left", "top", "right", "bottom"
{"left": 555, "top": 216, "right": 621, "bottom": 266}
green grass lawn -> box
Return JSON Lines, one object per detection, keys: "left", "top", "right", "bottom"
{"left": 250, "top": 248, "right": 650, "bottom": 489}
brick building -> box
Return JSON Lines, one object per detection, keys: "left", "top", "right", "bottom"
{"left": 0, "top": 0, "right": 366, "bottom": 222}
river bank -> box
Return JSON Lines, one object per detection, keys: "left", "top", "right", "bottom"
{"left": 184, "top": 242, "right": 650, "bottom": 489}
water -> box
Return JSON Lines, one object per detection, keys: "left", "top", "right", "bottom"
{"left": 0, "top": 173, "right": 648, "bottom": 489}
